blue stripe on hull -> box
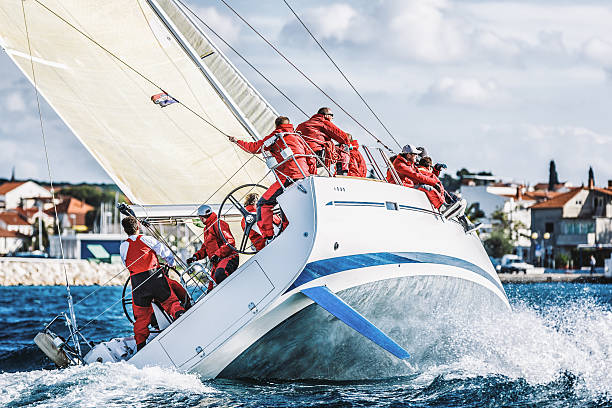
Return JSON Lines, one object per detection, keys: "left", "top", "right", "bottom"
{"left": 289, "top": 252, "right": 504, "bottom": 294}
{"left": 301, "top": 286, "right": 410, "bottom": 360}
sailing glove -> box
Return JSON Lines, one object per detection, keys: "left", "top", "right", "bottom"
{"left": 434, "top": 163, "right": 447, "bottom": 171}
{"left": 186, "top": 256, "right": 196, "bottom": 265}
{"left": 210, "top": 255, "right": 220, "bottom": 265}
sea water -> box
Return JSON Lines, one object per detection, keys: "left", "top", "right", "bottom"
{"left": 0, "top": 283, "right": 610, "bottom": 407}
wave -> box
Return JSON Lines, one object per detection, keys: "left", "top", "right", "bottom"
{"left": 0, "top": 362, "right": 216, "bottom": 408}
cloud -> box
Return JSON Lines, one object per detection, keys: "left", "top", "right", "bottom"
{"left": 6, "top": 91, "right": 26, "bottom": 112}
{"left": 582, "top": 37, "right": 612, "bottom": 67}
{"left": 191, "top": 6, "right": 240, "bottom": 43}
{"left": 420, "top": 77, "right": 504, "bottom": 106}
{"left": 475, "top": 124, "right": 612, "bottom": 184}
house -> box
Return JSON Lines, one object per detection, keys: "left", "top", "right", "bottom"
{"left": 460, "top": 179, "right": 562, "bottom": 258}
{"left": 0, "top": 181, "right": 52, "bottom": 210}
{"left": 0, "top": 227, "right": 27, "bottom": 255}
{"left": 530, "top": 182, "right": 612, "bottom": 267}
{"left": 45, "top": 197, "right": 94, "bottom": 232}
{"left": 0, "top": 211, "right": 33, "bottom": 236}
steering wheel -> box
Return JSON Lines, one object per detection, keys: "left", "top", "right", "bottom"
{"left": 217, "top": 184, "right": 284, "bottom": 254}
{"left": 121, "top": 265, "right": 182, "bottom": 333}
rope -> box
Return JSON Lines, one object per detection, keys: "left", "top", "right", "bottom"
{"left": 281, "top": 0, "right": 402, "bottom": 150}
{"left": 21, "top": 1, "right": 81, "bottom": 355}
{"left": 217, "top": 0, "right": 395, "bottom": 153}
{"left": 174, "top": 0, "right": 308, "bottom": 119}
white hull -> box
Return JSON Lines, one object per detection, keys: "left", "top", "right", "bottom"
{"left": 128, "top": 176, "right": 509, "bottom": 379}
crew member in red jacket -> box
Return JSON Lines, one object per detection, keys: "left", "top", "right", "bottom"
{"left": 347, "top": 139, "right": 368, "bottom": 177}
{"left": 240, "top": 193, "right": 281, "bottom": 252}
{"left": 119, "top": 216, "right": 185, "bottom": 351}
{"left": 296, "top": 107, "right": 351, "bottom": 172}
{"left": 186, "top": 205, "right": 239, "bottom": 290}
{"left": 229, "top": 116, "right": 314, "bottom": 242}
{"left": 415, "top": 156, "right": 445, "bottom": 208}
{"left": 389, "top": 144, "right": 445, "bottom": 208}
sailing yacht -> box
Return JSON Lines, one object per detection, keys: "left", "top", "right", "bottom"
{"left": 0, "top": 0, "right": 509, "bottom": 379}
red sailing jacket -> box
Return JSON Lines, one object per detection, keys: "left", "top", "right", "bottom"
{"left": 124, "top": 235, "right": 159, "bottom": 276}
{"left": 347, "top": 140, "right": 367, "bottom": 177}
{"left": 392, "top": 154, "right": 439, "bottom": 186}
{"left": 296, "top": 114, "right": 350, "bottom": 151}
{"left": 237, "top": 123, "right": 314, "bottom": 183}
{"left": 194, "top": 212, "right": 238, "bottom": 263}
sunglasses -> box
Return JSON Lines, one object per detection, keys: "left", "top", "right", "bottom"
{"left": 325, "top": 113, "right": 334, "bottom": 118}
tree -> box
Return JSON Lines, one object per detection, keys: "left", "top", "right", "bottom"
{"left": 484, "top": 230, "right": 514, "bottom": 258}
{"left": 548, "top": 160, "right": 559, "bottom": 191}
{"left": 483, "top": 210, "right": 524, "bottom": 258}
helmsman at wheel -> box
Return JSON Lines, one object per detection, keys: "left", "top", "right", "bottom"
{"left": 120, "top": 216, "right": 185, "bottom": 351}
{"left": 186, "top": 204, "right": 239, "bottom": 290}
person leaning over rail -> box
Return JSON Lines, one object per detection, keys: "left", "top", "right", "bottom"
{"left": 186, "top": 205, "right": 239, "bottom": 291}
{"left": 296, "top": 107, "right": 351, "bottom": 174}
{"left": 120, "top": 216, "right": 185, "bottom": 352}
{"left": 228, "top": 116, "right": 315, "bottom": 245}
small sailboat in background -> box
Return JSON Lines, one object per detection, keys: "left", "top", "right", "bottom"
{"left": 0, "top": 0, "right": 509, "bottom": 379}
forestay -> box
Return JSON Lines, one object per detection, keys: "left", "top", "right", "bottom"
{"left": 0, "top": 0, "right": 276, "bottom": 205}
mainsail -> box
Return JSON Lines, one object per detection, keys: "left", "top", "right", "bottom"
{"left": 0, "top": 0, "right": 277, "bottom": 205}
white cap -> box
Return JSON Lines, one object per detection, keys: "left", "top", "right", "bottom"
{"left": 401, "top": 144, "right": 419, "bottom": 154}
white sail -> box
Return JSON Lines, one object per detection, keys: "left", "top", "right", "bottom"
{"left": 0, "top": 0, "right": 276, "bottom": 205}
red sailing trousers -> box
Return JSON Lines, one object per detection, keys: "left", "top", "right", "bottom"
{"left": 131, "top": 270, "right": 184, "bottom": 345}
{"left": 257, "top": 180, "right": 291, "bottom": 239}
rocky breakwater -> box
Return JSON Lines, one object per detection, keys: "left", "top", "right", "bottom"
{"left": 0, "top": 258, "right": 129, "bottom": 286}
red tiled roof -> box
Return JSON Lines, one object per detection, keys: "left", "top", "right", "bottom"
{"left": 592, "top": 188, "right": 612, "bottom": 197}
{"left": 0, "top": 212, "right": 30, "bottom": 226}
{"left": 44, "top": 197, "right": 94, "bottom": 216}
{"left": 530, "top": 188, "right": 582, "bottom": 209}
{"left": 0, "top": 181, "right": 26, "bottom": 195}
{"left": 0, "top": 227, "right": 27, "bottom": 238}
{"left": 533, "top": 182, "right": 570, "bottom": 191}
{"left": 523, "top": 191, "right": 562, "bottom": 201}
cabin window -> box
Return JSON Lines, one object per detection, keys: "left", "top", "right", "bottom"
{"left": 545, "top": 222, "right": 554, "bottom": 234}
{"left": 385, "top": 201, "right": 398, "bottom": 211}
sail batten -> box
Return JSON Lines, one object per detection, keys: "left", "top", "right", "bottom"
{"left": 0, "top": 0, "right": 276, "bottom": 205}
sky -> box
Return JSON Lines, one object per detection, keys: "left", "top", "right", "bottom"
{"left": 1, "top": 0, "right": 611, "bottom": 186}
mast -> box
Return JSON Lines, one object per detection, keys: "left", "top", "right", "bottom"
{"left": 147, "top": 0, "right": 261, "bottom": 140}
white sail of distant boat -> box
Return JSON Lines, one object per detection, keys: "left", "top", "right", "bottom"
{"left": 0, "top": 0, "right": 277, "bottom": 205}
{"left": 2, "top": 0, "right": 511, "bottom": 380}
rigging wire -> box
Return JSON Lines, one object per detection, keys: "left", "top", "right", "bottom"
{"left": 217, "top": 0, "right": 396, "bottom": 153}
{"left": 20, "top": 1, "right": 81, "bottom": 356}
{"left": 281, "top": 0, "right": 402, "bottom": 150}
{"left": 174, "top": 0, "right": 308, "bottom": 118}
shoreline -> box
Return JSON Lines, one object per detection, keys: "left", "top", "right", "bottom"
{"left": 498, "top": 272, "right": 611, "bottom": 284}
{"left": 0, "top": 258, "right": 128, "bottom": 286}
{"left": 1, "top": 258, "right": 611, "bottom": 286}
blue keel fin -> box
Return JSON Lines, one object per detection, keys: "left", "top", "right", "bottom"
{"left": 301, "top": 286, "right": 410, "bottom": 360}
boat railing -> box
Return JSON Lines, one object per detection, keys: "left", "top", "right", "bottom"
{"left": 263, "top": 132, "right": 333, "bottom": 191}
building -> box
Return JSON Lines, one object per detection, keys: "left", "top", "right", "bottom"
{"left": 0, "top": 227, "right": 27, "bottom": 255}
{"left": 46, "top": 197, "right": 94, "bottom": 232}
{"left": 460, "top": 177, "right": 563, "bottom": 259}
{"left": 0, "top": 181, "right": 52, "bottom": 210}
{"left": 49, "top": 233, "right": 124, "bottom": 262}
{"left": 530, "top": 182, "right": 612, "bottom": 267}
{"left": 0, "top": 211, "right": 33, "bottom": 236}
